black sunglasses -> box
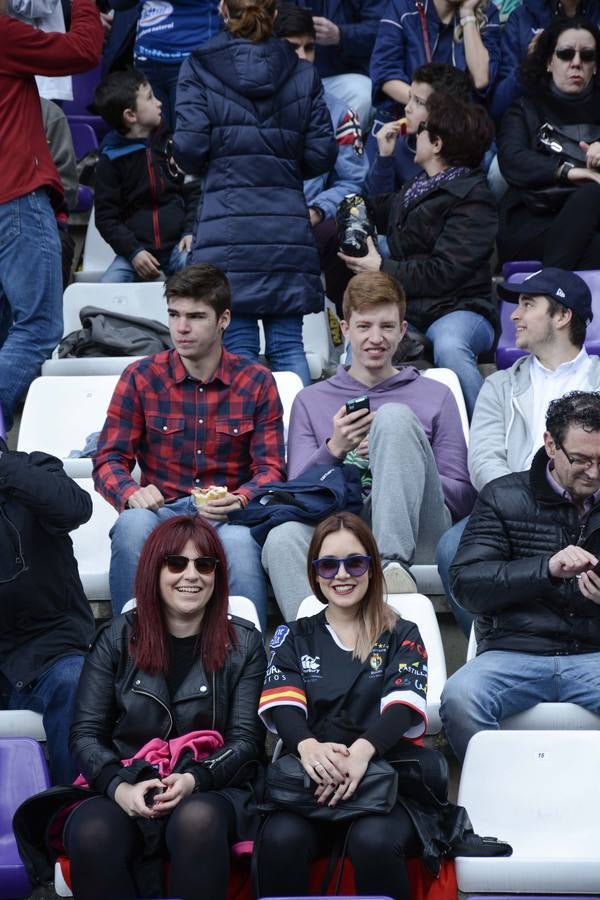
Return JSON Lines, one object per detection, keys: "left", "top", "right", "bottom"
{"left": 312, "top": 555, "right": 372, "bottom": 579}
{"left": 163, "top": 555, "right": 219, "bottom": 574}
{"left": 555, "top": 47, "right": 596, "bottom": 62}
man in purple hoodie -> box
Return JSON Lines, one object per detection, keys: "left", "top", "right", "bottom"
{"left": 262, "top": 271, "right": 476, "bottom": 620}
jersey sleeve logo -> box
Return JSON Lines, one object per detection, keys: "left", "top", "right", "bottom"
{"left": 335, "top": 109, "right": 364, "bottom": 156}
{"left": 270, "top": 624, "right": 289, "bottom": 650}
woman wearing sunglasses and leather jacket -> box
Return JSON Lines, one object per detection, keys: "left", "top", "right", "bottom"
{"left": 39, "top": 514, "right": 267, "bottom": 900}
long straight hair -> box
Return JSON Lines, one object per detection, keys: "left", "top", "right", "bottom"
{"left": 307, "top": 512, "right": 397, "bottom": 662}
{"left": 130, "top": 516, "right": 236, "bottom": 674}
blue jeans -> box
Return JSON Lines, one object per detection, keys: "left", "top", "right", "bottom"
{"left": 134, "top": 57, "right": 182, "bottom": 131}
{"left": 424, "top": 310, "right": 495, "bottom": 420}
{"left": 224, "top": 314, "right": 312, "bottom": 386}
{"left": 441, "top": 650, "right": 600, "bottom": 762}
{"left": 9, "top": 654, "right": 84, "bottom": 784}
{"left": 0, "top": 190, "right": 62, "bottom": 431}
{"left": 101, "top": 242, "right": 189, "bottom": 283}
{"left": 435, "top": 516, "right": 473, "bottom": 638}
{"left": 109, "top": 496, "right": 268, "bottom": 630}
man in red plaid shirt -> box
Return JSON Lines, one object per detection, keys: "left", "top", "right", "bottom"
{"left": 93, "top": 264, "right": 285, "bottom": 628}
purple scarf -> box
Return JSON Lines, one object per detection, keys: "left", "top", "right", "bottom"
{"left": 402, "top": 166, "right": 472, "bottom": 210}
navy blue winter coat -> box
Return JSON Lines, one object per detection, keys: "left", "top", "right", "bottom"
{"left": 490, "top": 0, "right": 600, "bottom": 122}
{"left": 173, "top": 32, "right": 337, "bottom": 317}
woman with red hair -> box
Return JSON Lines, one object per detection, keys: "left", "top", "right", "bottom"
{"left": 62, "top": 515, "right": 267, "bottom": 900}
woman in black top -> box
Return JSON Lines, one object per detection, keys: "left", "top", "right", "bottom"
{"left": 256, "top": 512, "right": 431, "bottom": 900}
{"left": 497, "top": 16, "right": 600, "bottom": 267}
{"left": 63, "top": 515, "right": 266, "bottom": 900}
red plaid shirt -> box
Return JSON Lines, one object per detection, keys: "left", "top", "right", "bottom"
{"left": 93, "top": 348, "right": 285, "bottom": 512}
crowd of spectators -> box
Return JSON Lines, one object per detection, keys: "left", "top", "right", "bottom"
{"left": 4, "top": 0, "right": 600, "bottom": 894}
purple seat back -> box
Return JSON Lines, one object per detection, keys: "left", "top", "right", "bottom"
{"left": 63, "top": 63, "right": 102, "bottom": 117}
{"left": 0, "top": 737, "right": 49, "bottom": 899}
{"left": 501, "top": 260, "right": 542, "bottom": 280}
{"left": 69, "top": 121, "right": 98, "bottom": 162}
{"left": 496, "top": 269, "right": 600, "bottom": 369}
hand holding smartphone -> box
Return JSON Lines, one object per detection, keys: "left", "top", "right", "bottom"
{"left": 345, "top": 395, "right": 370, "bottom": 416}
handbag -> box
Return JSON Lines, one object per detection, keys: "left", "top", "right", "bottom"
{"left": 521, "top": 120, "right": 600, "bottom": 213}
{"left": 263, "top": 753, "right": 398, "bottom": 822}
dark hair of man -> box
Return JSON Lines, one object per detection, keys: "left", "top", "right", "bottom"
{"left": 342, "top": 271, "right": 406, "bottom": 322}
{"left": 521, "top": 16, "right": 600, "bottom": 94}
{"left": 131, "top": 515, "right": 236, "bottom": 674}
{"left": 545, "top": 296, "right": 586, "bottom": 349}
{"left": 412, "top": 62, "right": 473, "bottom": 101}
{"left": 273, "top": 2, "right": 315, "bottom": 38}
{"left": 546, "top": 391, "right": 600, "bottom": 445}
{"left": 425, "top": 92, "right": 495, "bottom": 168}
{"left": 94, "top": 69, "right": 149, "bottom": 133}
{"left": 165, "top": 264, "right": 232, "bottom": 317}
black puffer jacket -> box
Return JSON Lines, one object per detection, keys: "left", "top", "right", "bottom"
{"left": 70, "top": 612, "right": 267, "bottom": 795}
{"left": 450, "top": 447, "right": 600, "bottom": 655}
{"left": 374, "top": 170, "right": 498, "bottom": 333}
{"left": 0, "top": 443, "right": 93, "bottom": 689}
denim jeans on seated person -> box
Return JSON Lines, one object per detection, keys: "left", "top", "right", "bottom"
{"left": 9, "top": 654, "right": 84, "bottom": 785}
{"left": 224, "top": 313, "right": 312, "bottom": 386}
{"left": 109, "top": 495, "right": 268, "bottom": 630}
{"left": 0, "top": 190, "right": 62, "bottom": 432}
{"left": 435, "top": 516, "right": 473, "bottom": 638}
{"left": 101, "top": 242, "right": 189, "bottom": 283}
{"left": 441, "top": 649, "right": 600, "bottom": 762}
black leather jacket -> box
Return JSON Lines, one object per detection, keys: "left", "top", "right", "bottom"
{"left": 70, "top": 612, "right": 267, "bottom": 794}
{"left": 450, "top": 447, "right": 600, "bottom": 655}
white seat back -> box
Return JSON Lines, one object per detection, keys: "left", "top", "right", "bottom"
{"left": 121, "top": 595, "right": 261, "bottom": 631}
{"left": 42, "top": 356, "right": 146, "bottom": 376}
{"left": 422, "top": 367, "right": 469, "bottom": 445}
{"left": 71, "top": 479, "right": 118, "bottom": 602}
{"left": 272, "top": 371, "right": 303, "bottom": 450}
{"left": 456, "top": 730, "right": 600, "bottom": 893}
{"left": 61, "top": 281, "right": 168, "bottom": 338}
{"left": 75, "top": 206, "right": 116, "bottom": 282}
{"left": 0, "top": 711, "right": 46, "bottom": 741}
{"left": 18, "top": 375, "right": 119, "bottom": 478}
{"left": 258, "top": 312, "right": 330, "bottom": 380}
{"left": 296, "top": 593, "right": 446, "bottom": 734}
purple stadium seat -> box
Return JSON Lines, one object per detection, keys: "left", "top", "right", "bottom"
{"left": 64, "top": 63, "right": 108, "bottom": 141}
{"left": 496, "top": 269, "right": 600, "bottom": 369}
{"left": 69, "top": 121, "right": 98, "bottom": 161}
{"left": 0, "top": 737, "right": 50, "bottom": 899}
{"left": 501, "top": 260, "right": 542, "bottom": 280}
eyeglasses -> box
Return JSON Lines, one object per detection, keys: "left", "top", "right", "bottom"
{"left": 555, "top": 47, "right": 596, "bottom": 62}
{"left": 163, "top": 555, "right": 219, "bottom": 574}
{"left": 556, "top": 441, "right": 600, "bottom": 471}
{"left": 312, "top": 555, "right": 372, "bottom": 579}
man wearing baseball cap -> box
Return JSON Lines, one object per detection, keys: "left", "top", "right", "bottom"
{"left": 437, "top": 267, "right": 600, "bottom": 636}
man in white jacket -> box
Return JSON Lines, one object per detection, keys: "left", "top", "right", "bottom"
{"left": 437, "top": 267, "right": 600, "bottom": 635}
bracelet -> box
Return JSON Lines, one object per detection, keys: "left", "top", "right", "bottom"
{"left": 460, "top": 15, "right": 477, "bottom": 24}
{"left": 558, "top": 161, "right": 576, "bottom": 183}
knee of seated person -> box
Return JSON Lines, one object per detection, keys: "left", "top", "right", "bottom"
{"left": 371, "top": 401, "right": 422, "bottom": 435}
{"left": 348, "top": 815, "right": 405, "bottom": 856}
{"left": 263, "top": 521, "right": 313, "bottom": 556}
{"left": 110, "top": 505, "right": 158, "bottom": 540}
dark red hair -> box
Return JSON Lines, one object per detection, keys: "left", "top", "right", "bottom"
{"left": 130, "top": 516, "right": 236, "bottom": 674}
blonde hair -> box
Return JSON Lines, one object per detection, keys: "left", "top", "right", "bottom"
{"left": 307, "top": 513, "right": 398, "bottom": 663}
{"left": 454, "top": 0, "right": 487, "bottom": 42}
{"left": 226, "top": 0, "right": 277, "bottom": 41}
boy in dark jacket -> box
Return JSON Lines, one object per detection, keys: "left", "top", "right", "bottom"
{"left": 94, "top": 69, "right": 201, "bottom": 282}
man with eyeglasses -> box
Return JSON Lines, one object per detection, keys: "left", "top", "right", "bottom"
{"left": 441, "top": 390, "right": 600, "bottom": 762}
{"left": 0, "top": 438, "right": 94, "bottom": 784}
{"left": 437, "top": 267, "right": 600, "bottom": 636}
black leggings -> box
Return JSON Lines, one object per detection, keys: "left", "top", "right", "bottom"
{"left": 63, "top": 792, "right": 236, "bottom": 900}
{"left": 256, "top": 805, "right": 420, "bottom": 900}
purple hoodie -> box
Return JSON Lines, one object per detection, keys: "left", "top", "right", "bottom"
{"left": 287, "top": 364, "right": 475, "bottom": 521}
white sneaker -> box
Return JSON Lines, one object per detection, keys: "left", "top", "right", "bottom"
{"left": 383, "top": 561, "right": 417, "bottom": 594}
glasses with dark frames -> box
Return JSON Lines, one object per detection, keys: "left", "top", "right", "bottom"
{"left": 556, "top": 441, "right": 600, "bottom": 470}
{"left": 312, "top": 555, "right": 372, "bottom": 579}
{"left": 554, "top": 47, "right": 596, "bottom": 62}
{"left": 163, "top": 555, "right": 219, "bottom": 574}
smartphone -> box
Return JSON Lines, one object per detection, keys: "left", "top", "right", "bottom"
{"left": 346, "top": 395, "right": 371, "bottom": 415}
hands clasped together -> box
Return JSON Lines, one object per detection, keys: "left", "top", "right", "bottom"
{"left": 297, "top": 737, "right": 375, "bottom": 808}
{"left": 114, "top": 771, "right": 196, "bottom": 819}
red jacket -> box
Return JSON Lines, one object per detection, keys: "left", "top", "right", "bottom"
{"left": 0, "top": 0, "right": 103, "bottom": 206}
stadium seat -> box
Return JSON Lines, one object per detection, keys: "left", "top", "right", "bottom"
{"left": 121, "top": 596, "right": 262, "bottom": 632}
{"left": 422, "top": 368, "right": 469, "bottom": 445}
{"left": 0, "top": 737, "right": 50, "bottom": 899}
{"left": 0, "top": 711, "right": 46, "bottom": 741}
{"left": 60, "top": 281, "right": 168, "bottom": 337}
{"left": 465, "top": 627, "right": 600, "bottom": 731}
{"left": 296, "top": 593, "right": 446, "bottom": 734}
{"left": 74, "top": 205, "right": 118, "bottom": 283}
{"left": 272, "top": 371, "right": 303, "bottom": 451}
{"left": 68, "top": 121, "right": 98, "bottom": 213}
{"left": 17, "top": 374, "right": 120, "bottom": 478}
{"left": 259, "top": 313, "right": 330, "bottom": 380}
{"left": 501, "top": 260, "right": 541, "bottom": 280}
{"left": 456, "top": 730, "right": 600, "bottom": 893}
{"left": 63, "top": 63, "right": 107, "bottom": 141}
{"left": 496, "top": 268, "right": 600, "bottom": 369}
{"left": 70, "top": 478, "right": 118, "bottom": 603}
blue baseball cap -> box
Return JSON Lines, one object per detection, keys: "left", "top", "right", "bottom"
{"left": 497, "top": 267, "right": 593, "bottom": 323}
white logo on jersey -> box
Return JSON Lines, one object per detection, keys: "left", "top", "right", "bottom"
{"left": 139, "top": 1, "right": 173, "bottom": 28}
{"left": 301, "top": 654, "right": 320, "bottom": 675}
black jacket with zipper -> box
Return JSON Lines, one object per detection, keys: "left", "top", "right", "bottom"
{"left": 374, "top": 170, "right": 499, "bottom": 334}
{"left": 69, "top": 611, "right": 267, "bottom": 795}
{"left": 0, "top": 442, "right": 94, "bottom": 689}
{"left": 94, "top": 122, "right": 202, "bottom": 261}
{"left": 450, "top": 446, "right": 600, "bottom": 656}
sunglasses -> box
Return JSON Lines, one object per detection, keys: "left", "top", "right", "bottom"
{"left": 312, "top": 555, "right": 372, "bottom": 579}
{"left": 163, "top": 555, "right": 219, "bottom": 574}
{"left": 555, "top": 47, "right": 596, "bottom": 62}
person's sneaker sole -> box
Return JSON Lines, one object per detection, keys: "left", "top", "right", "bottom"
{"left": 383, "top": 562, "right": 417, "bottom": 594}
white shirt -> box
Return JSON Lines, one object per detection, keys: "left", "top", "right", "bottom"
{"left": 524, "top": 348, "right": 593, "bottom": 468}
